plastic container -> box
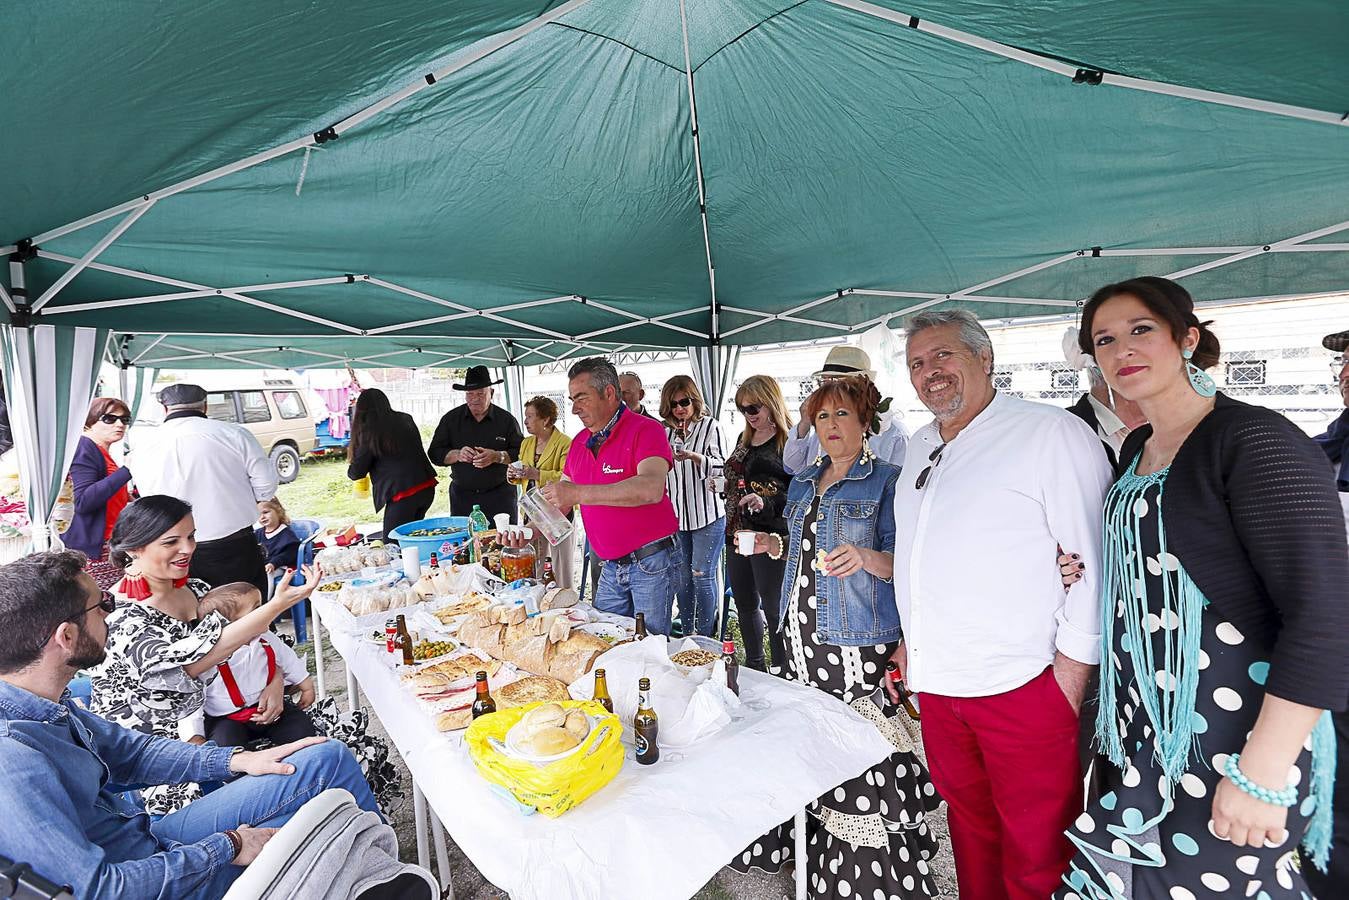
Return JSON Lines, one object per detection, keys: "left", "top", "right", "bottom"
{"left": 389, "top": 516, "right": 471, "bottom": 566}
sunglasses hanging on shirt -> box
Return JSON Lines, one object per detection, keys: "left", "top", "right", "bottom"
{"left": 914, "top": 443, "right": 947, "bottom": 490}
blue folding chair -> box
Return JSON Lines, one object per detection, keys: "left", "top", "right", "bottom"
{"left": 269, "top": 518, "right": 322, "bottom": 643}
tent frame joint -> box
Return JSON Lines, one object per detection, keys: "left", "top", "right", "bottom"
{"left": 12, "top": 239, "right": 37, "bottom": 263}
{"left": 313, "top": 126, "right": 339, "bottom": 144}
{"left": 1073, "top": 68, "right": 1104, "bottom": 85}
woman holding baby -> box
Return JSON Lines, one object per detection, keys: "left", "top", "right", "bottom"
{"left": 88, "top": 494, "right": 321, "bottom": 815}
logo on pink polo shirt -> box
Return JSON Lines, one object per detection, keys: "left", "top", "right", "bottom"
{"left": 601, "top": 464, "right": 625, "bottom": 475}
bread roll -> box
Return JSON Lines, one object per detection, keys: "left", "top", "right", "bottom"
{"left": 520, "top": 726, "right": 579, "bottom": 756}
{"left": 563, "top": 708, "right": 589, "bottom": 739}
{"left": 540, "top": 587, "right": 579, "bottom": 611}
{"left": 522, "top": 702, "right": 567, "bottom": 732}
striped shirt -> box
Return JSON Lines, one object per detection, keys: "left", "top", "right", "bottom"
{"left": 665, "top": 416, "right": 726, "bottom": 531}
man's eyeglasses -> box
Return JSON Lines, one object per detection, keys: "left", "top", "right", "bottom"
{"left": 98, "top": 413, "right": 132, "bottom": 426}
{"left": 67, "top": 590, "right": 116, "bottom": 622}
{"left": 671, "top": 397, "right": 693, "bottom": 408}
{"left": 914, "top": 443, "right": 947, "bottom": 490}
{"left": 738, "top": 403, "right": 763, "bottom": 416}
{"left": 1332, "top": 356, "right": 1346, "bottom": 376}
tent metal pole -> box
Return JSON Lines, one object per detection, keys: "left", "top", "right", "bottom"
{"left": 29, "top": 0, "right": 601, "bottom": 250}
{"left": 0, "top": 280, "right": 13, "bottom": 315}
{"left": 369, "top": 278, "right": 573, "bottom": 340}
{"left": 32, "top": 202, "right": 156, "bottom": 311}
{"left": 365, "top": 312, "right": 476, "bottom": 335}
{"left": 47, "top": 274, "right": 364, "bottom": 310}
{"left": 1166, "top": 219, "right": 1349, "bottom": 280}
{"left": 678, "top": 0, "right": 719, "bottom": 341}
{"left": 130, "top": 334, "right": 168, "bottom": 364}
{"left": 823, "top": 0, "right": 1347, "bottom": 127}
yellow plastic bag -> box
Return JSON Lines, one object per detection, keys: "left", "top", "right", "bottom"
{"left": 465, "top": 700, "right": 624, "bottom": 818}
{"left": 352, "top": 474, "right": 371, "bottom": 500}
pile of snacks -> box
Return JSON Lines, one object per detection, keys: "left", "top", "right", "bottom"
{"left": 670, "top": 648, "right": 718, "bottom": 668}
{"left": 508, "top": 702, "right": 590, "bottom": 757}
{"left": 316, "top": 543, "right": 392, "bottom": 574}
{"left": 338, "top": 572, "right": 417, "bottom": 617}
{"left": 412, "top": 639, "right": 457, "bottom": 661}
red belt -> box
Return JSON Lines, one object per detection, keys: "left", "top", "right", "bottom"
{"left": 218, "top": 642, "right": 277, "bottom": 722}
{"left": 392, "top": 478, "right": 438, "bottom": 503}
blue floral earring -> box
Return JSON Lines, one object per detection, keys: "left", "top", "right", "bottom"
{"left": 1183, "top": 348, "right": 1217, "bottom": 398}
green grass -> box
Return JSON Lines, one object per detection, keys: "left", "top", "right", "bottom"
{"left": 276, "top": 455, "right": 450, "bottom": 528}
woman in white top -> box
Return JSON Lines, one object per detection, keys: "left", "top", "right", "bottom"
{"left": 660, "top": 375, "right": 726, "bottom": 637}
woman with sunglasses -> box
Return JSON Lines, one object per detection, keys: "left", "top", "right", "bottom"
{"left": 730, "top": 375, "right": 941, "bottom": 897}
{"left": 724, "top": 375, "right": 792, "bottom": 671}
{"left": 89, "top": 494, "right": 320, "bottom": 816}
{"left": 67, "top": 397, "right": 135, "bottom": 589}
{"left": 660, "top": 375, "right": 726, "bottom": 637}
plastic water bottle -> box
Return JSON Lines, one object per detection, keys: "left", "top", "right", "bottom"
{"left": 468, "top": 504, "right": 490, "bottom": 562}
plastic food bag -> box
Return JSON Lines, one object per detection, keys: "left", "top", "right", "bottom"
{"left": 353, "top": 474, "right": 372, "bottom": 500}
{"left": 465, "top": 700, "right": 623, "bottom": 818}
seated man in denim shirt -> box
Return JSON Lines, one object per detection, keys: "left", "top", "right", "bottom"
{"left": 0, "top": 550, "right": 378, "bottom": 899}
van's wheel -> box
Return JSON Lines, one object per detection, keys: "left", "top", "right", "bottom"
{"left": 271, "top": 445, "right": 302, "bottom": 484}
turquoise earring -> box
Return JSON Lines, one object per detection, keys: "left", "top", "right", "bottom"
{"left": 1182, "top": 348, "right": 1217, "bottom": 398}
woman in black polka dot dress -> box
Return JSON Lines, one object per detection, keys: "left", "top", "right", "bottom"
{"left": 1055, "top": 279, "right": 1346, "bottom": 899}
{"left": 730, "top": 377, "right": 941, "bottom": 900}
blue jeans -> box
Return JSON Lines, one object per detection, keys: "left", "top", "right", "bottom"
{"left": 594, "top": 544, "right": 676, "bottom": 637}
{"left": 151, "top": 741, "right": 379, "bottom": 897}
{"left": 675, "top": 518, "right": 724, "bottom": 637}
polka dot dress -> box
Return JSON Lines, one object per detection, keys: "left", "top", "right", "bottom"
{"left": 1055, "top": 472, "right": 1319, "bottom": 900}
{"left": 730, "top": 497, "right": 941, "bottom": 899}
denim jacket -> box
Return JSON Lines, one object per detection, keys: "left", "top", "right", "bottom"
{"left": 778, "top": 455, "right": 902, "bottom": 646}
{"left": 0, "top": 679, "right": 236, "bottom": 899}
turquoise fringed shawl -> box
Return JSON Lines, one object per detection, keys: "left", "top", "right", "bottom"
{"left": 1095, "top": 458, "right": 1336, "bottom": 869}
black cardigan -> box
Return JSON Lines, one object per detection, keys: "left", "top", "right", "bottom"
{"left": 1115, "top": 394, "right": 1349, "bottom": 711}
{"left": 347, "top": 412, "right": 437, "bottom": 512}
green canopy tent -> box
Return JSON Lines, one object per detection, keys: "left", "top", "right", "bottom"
{"left": 2, "top": 2, "right": 1346, "bottom": 546}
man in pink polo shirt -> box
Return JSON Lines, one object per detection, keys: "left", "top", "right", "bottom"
{"left": 540, "top": 357, "right": 680, "bottom": 635}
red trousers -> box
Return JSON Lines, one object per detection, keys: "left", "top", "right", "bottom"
{"left": 920, "top": 666, "right": 1082, "bottom": 900}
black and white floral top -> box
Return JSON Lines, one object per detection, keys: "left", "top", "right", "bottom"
{"left": 88, "top": 579, "right": 223, "bottom": 815}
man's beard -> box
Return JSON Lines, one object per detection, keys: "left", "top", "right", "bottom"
{"left": 66, "top": 627, "right": 107, "bottom": 670}
{"left": 926, "top": 391, "right": 965, "bottom": 422}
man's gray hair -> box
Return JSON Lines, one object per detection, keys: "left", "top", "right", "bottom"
{"left": 906, "top": 308, "right": 995, "bottom": 370}
{"left": 568, "top": 357, "right": 621, "bottom": 397}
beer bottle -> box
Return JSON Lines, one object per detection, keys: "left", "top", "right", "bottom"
{"left": 471, "top": 671, "right": 496, "bottom": 719}
{"left": 722, "top": 639, "right": 740, "bottom": 696}
{"left": 396, "top": 614, "right": 415, "bottom": 666}
{"left": 592, "top": 668, "right": 614, "bottom": 713}
{"left": 885, "top": 661, "right": 921, "bottom": 720}
{"left": 634, "top": 612, "right": 648, "bottom": 640}
{"left": 633, "top": 677, "right": 659, "bottom": 765}
{"left": 541, "top": 556, "right": 556, "bottom": 588}
{"left": 429, "top": 552, "right": 440, "bottom": 570}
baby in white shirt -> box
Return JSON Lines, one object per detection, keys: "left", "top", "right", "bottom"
{"left": 178, "top": 583, "right": 318, "bottom": 748}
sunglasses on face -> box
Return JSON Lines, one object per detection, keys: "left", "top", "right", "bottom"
{"left": 67, "top": 590, "right": 116, "bottom": 622}
{"left": 738, "top": 403, "right": 763, "bottom": 416}
{"left": 99, "top": 413, "right": 132, "bottom": 426}
{"left": 671, "top": 397, "right": 693, "bottom": 408}
{"left": 914, "top": 442, "right": 947, "bottom": 491}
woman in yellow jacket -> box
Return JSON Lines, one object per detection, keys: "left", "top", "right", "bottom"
{"left": 515, "top": 396, "right": 575, "bottom": 587}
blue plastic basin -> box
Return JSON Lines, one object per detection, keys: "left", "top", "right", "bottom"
{"left": 388, "top": 516, "right": 471, "bottom": 565}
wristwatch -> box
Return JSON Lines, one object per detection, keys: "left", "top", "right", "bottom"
{"left": 226, "top": 745, "right": 245, "bottom": 774}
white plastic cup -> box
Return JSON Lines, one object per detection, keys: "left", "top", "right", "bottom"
{"left": 735, "top": 530, "right": 756, "bottom": 555}
{"left": 493, "top": 512, "right": 510, "bottom": 533}
{"left": 710, "top": 475, "right": 726, "bottom": 493}
{"left": 401, "top": 546, "right": 421, "bottom": 579}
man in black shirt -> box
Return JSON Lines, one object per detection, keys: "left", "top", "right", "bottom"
{"left": 619, "top": 371, "right": 655, "bottom": 418}
{"left": 426, "top": 366, "right": 523, "bottom": 523}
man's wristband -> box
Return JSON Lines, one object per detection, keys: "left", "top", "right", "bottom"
{"left": 224, "top": 829, "right": 243, "bottom": 860}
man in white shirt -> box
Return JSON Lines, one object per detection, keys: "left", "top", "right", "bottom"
{"left": 782, "top": 345, "right": 909, "bottom": 473}
{"left": 890, "top": 309, "right": 1111, "bottom": 900}
{"left": 131, "top": 383, "right": 277, "bottom": 594}
{"left": 1062, "top": 326, "right": 1146, "bottom": 467}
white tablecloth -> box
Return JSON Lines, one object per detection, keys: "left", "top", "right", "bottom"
{"left": 313, "top": 594, "right": 893, "bottom": 900}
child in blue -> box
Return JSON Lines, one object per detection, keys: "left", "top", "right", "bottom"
{"left": 254, "top": 497, "right": 300, "bottom": 576}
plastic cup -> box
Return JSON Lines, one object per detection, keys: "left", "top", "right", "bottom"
{"left": 493, "top": 512, "right": 510, "bottom": 533}
{"left": 735, "top": 530, "right": 756, "bottom": 555}
{"left": 401, "top": 546, "right": 421, "bottom": 579}
{"left": 711, "top": 475, "right": 726, "bottom": 493}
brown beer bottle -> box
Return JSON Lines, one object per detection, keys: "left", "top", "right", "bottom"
{"left": 634, "top": 612, "right": 648, "bottom": 640}
{"left": 396, "top": 614, "right": 415, "bottom": 666}
{"left": 885, "top": 661, "right": 921, "bottom": 720}
{"left": 593, "top": 668, "right": 614, "bottom": 713}
{"left": 633, "top": 677, "right": 659, "bottom": 765}
{"left": 471, "top": 671, "right": 496, "bottom": 719}
{"left": 722, "top": 639, "right": 740, "bottom": 696}
{"left": 429, "top": 552, "right": 440, "bottom": 570}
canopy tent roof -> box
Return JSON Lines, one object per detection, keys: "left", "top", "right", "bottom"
{"left": 4, "top": 1, "right": 1347, "bottom": 367}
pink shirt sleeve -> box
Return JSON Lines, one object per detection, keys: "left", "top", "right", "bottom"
{"left": 633, "top": 418, "right": 674, "bottom": 467}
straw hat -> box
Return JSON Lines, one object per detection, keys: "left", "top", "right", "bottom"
{"left": 811, "top": 346, "right": 876, "bottom": 380}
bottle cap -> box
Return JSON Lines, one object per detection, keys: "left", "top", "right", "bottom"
{"left": 884, "top": 661, "right": 902, "bottom": 682}
{"left": 595, "top": 668, "right": 606, "bottom": 677}
{"left": 638, "top": 677, "right": 651, "bottom": 690}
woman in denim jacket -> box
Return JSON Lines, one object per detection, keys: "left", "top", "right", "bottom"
{"left": 729, "top": 377, "right": 941, "bottom": 898}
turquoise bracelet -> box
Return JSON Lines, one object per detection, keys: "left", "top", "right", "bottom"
{"left": 1223, "top": 754, "right": 1297, "bottom": 808}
